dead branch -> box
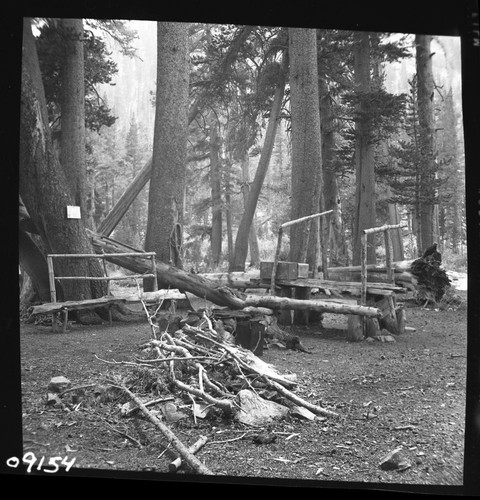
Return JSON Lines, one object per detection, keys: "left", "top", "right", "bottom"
{"left": 169, "top": 435, "right": 208, "bottom": 472}
{"left": 115, "top": 383, "right": 214, "bottom": 475}
{"left": 263, "top": 377, "right": 339, "bottom": 418}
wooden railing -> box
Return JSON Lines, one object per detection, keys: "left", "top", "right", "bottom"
{"left": 46, "top": 251, "right": 158, "bottom": 303}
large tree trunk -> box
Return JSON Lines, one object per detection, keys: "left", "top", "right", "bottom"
{"left": 386, "top": 185, "right": 405, "bottom": 261}
{"left": 240, "top": 154, "right": 260, "bottom": 267}
{"left": 209, "top": 115, "right": 222, "bottom": 268}
{"left": 97, "top": 28, "right": 252, "bottom": 241}
{"left": 19, "top": 229, "right": 53, "bottom": 303}
{"left": 58, "top": 18, "right": 107, "bottom": 306}
{"left": 145, "top": 22, "right": 189, "bottom": 282}
{"left": 230, "top": 54, "right": 286, "bottom": 272}
{"left": 318, "top": 73, "right": 347, "bottom": 268}
{"left": 225, "top": 158, "right": 235, "bottom": 269}
{"left": 288, "top": 28, "right": 323, "bottom": 269}
{"left": 352, "top": 31, "right": 376, "bottom": 266}
{"left": 415, "top": 34, "right": 436, "bottom": 252}
{"left": 59, "top": 18, "right": 86, "bottom": 211}
{"left": 19, "top": 18, "right": 105, "bottom": 319}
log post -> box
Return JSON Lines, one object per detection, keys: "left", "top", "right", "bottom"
{"left": 396, "top": 306, "right": 406, "bottom": 334}
{"left": 46, "top": 255, "right": 57, "bottom": 331}
{"left": 47, "top": 255, "right": 56, "bottom": 303}
{"left": 294, "top": 287, "right": 310, "bottom": 325}
{"left": 360, "top": 231, "right": 367, "bottom": 337}
{"left": 384, "top": 229, "right": 394, "bottom": 283}
{"left": 271, "top": 227, "right": 284, "bottom": 297}
{"left": 277, "top": 286, "right": 293, "bottom": 325}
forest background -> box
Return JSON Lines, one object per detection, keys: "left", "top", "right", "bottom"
{"left": 81, "top": 23, "right": 466, "bottom": 269}
{"left": 18, "top": 17, "right": 467, "bottom": 315}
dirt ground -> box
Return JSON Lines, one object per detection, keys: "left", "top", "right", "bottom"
{"left": 16, "top": 280, "right": 468, "bottom": 490}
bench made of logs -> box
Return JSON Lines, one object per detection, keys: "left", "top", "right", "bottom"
{"left": 271, "top": 278, "right": 404, "bottom": 328}
{"left": 30, "top": 290, "right": 188, "bottom": 333}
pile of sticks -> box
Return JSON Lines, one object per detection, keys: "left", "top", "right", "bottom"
{"left": 104, "top": 302, "right": 338, "bottom": 474}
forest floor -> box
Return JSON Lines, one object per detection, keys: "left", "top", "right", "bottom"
{"left": 17, "top": 274, "right": 468, "bottom": 491}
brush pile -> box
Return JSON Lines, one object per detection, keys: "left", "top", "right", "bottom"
{"left": 101, "top": 308, "right": 338, "bottom": 474}
{"left": 135, "top": 309, "right": 338, "bottom": 423}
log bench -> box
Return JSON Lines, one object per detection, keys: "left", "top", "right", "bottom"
{"left": 266, "top": 277, "right": 405, "bottom": 326}
{"left": 30, "top": 289, "right": 189, "bottom": 333}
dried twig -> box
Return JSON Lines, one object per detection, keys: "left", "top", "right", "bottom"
{"left": 94, "top": 355, "right": 157, "bottom": 369}
{"left": 123, "top": 396, "right": 176, "bottom": 417}
{"left": 208, "top": 432, "right": 249, "bottom": 445}
{"left": 169, "top": 435, "right": 208, "bottom": 472}
{"left": 114, "top": 383, "right": 214, "bottom": 475}
{"left": 262, "top": 377, "right": 339, "bottom": 418}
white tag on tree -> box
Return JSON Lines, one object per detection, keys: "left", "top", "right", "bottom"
{"left": 66, "top": 206, "right": 81, "bottom": 219}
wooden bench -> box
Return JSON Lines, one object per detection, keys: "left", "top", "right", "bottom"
{"left": 31, "top": 289, "right": 189, "bottom": 333}
{"left": 32, "top": 251, "right": 186, "bottom": 333}
{"left": 271, "top": 278, "right": 405, "bottom": 326}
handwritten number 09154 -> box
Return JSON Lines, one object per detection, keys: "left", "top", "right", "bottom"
{"left": 6, "top": 452, "right": 76, "bottom": 473}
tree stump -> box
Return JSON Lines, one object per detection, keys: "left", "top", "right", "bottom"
{"left": 347, "top": 315, "right": 364, "bottom": 342}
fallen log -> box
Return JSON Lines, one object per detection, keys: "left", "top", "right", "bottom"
{"left": 243, "top": 295, "right": 381, "bottom": 318}
{"left": 88, "top": 230, "right": 246, "bottom": 309}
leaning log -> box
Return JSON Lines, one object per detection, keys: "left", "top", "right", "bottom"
{"left": 88, "top": 230, "right": 246, "bottom": 309}
{"left": 87, "top": 231, "right": 382, "bottom": 318}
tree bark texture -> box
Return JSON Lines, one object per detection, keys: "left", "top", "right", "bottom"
{"left": 318, "top": 74, "right": 347, "bottom": 268}
{"left": 352, "top": 31, "right": 376, "bottom": 266}
{"left": 415, "top": 34, "right": 436, "bottom": 252}
{"left": 59, "top": 18, "right": 86, "bottom": 212}
{"left": 145, "top": 22, "right": 189, "bottom": 278}
{"left": 209, "top": 115, "right": 222, "bottom": 268}
{"left": 288, "top": 28, "right": 323, "bottom": 268}
{"left": 19, "top": 229, "right": 53, "bottom": 303}
{"left": 231, "top": 55, "right": 286, "bottom": 272}
{"left": 97, "top": 27, "right": 252, "bottom": 241}
{"left": 386, "top": 185, "right": 405, "bottom": 261}
{"left": 240, "top": 155, "right": 260, "bottom": 267}
{"left": 19, "top": 18, "right": 103, "bottom": 305}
